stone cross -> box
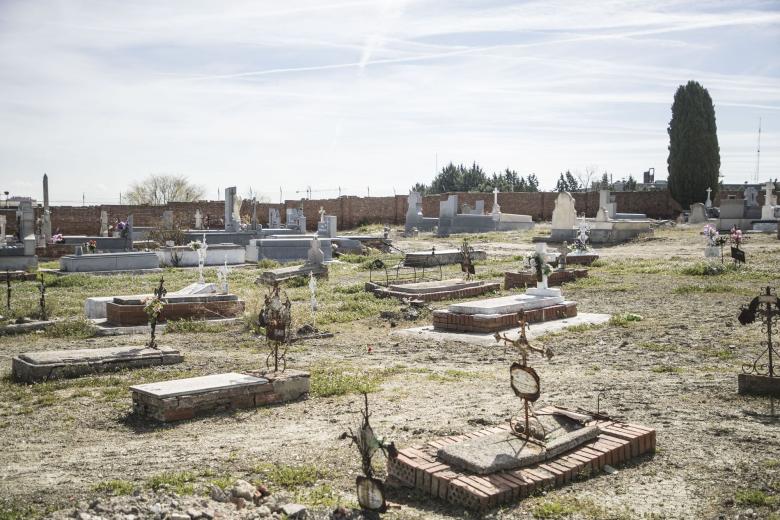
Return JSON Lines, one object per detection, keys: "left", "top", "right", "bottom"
{"left": 319, "top": 206, "right": 326, "bottom": 223}
{"left": 216, "top": 257, "right": 230, "bottom": 294}
{"left": 0, "top": 215, "right": 6, "bottom": 246}
{"left": 194, "top": 210, "right": 202, "bottom": 230}
{"left": 705, "top": 187, "right": 712, "bottom": 208}
{"left": 42, "top": 174, "right": 52, "bottom": 241}
{"left": 492, "top": 187, "right": 501, "bottom": 214}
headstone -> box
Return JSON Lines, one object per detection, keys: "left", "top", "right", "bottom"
{"left": 306, "top": 237, "right": 325, "bottom": 266}
{"left": 269, "top": 208, "right": 281, "bottom": 228}
{"left": 161, "top": 210, "right": 173, "bottom": 230}
{"left": 705, "top": 187, "right": 713, "bottom": 208}
{"left": 318, "top": 206, "right": 326, "bottom": 223}
{"left": 474, "top": 200, "right": 485, "bottom": 215}
{"left": 761, "top": 181, "right": 777, "bottom": 221}
{"left": 224, "top": 186, "right": 238, "bottom": 232}
{"left": 251, "top": 198, "right": 258, "bottom": 230}
{"left": 126, "top": 214, "right": 134, "bottom": 250}
{"left": 492, "top": 187, "right": 501, "bottom": 215}
{"left": 194, "top": 210, "right": 202, "bottom": 230}
{"left": 405, "top": 191, "right": 423, "bottom": 234}
{"left": 0, "top": 215, "right": 5, "bottom": 245}
{"left": 551, "top": 192, "right": 576, "bottom": 230}
{"left": 42, "top": 174, "right": 52, "bottom": 241}
{"left": 744, "top": 187, "right": 759, "bottom": 207}
{"left": 216, "top": 258, "right": 230, "bottom": 293}
{"left": 596, "top": 206, "right": 609, "bottom": 222}
{"left": 233, "top": 194, "right": 243, "bottom": 230}
{"left": 100, "top": 210, "right": 109, "bottom": 236}
{"left": 599, "top": 190, "right": 616, "bottom": 218}
{"left": 689, "top": 203, "right": 707, "bottom": 224}
{"left": 16, "top": 201, "right": 34, "bottom": 240}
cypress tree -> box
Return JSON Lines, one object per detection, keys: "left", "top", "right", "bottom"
{"left": 667, "top": 81, "right": 720, "bottom": 208}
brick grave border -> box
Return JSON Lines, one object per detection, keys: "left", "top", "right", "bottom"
{"left": 432, "top": 301, "right": 577, "bottom": 333}
{"left": 387, "top": 408, "right": 655, "bottom": 511}
{"left": 562, "top": 254, "right": 599, "bottom": 266}
{"left": 365, "top": 281, "right": 500, "bottom": 302}
{"left": 106, "top": 299, "right": 246, "bottom": 326}
{"left": 504, "top": 270, "right": 588, "bottom": 290}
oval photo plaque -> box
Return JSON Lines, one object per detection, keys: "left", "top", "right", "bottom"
{"left": 510, "top": 364, "right": 540, "bottom": 401}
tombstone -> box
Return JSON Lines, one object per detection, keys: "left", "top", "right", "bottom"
{"left": 761, "top": 181, "right": 777, "bottom": 221}
{"left": 405, "top": 191, "right": 423, "bottom": 234}
{"left": 599, "top": 190, "right": 616, "bottom": 218}
{"left": 551, "top": 192, "right": 576, "bottom": 230}
{"left": 705, "top": 187, "right": 713, "bottom": 208}
{"left": 269, "top": 208, "right": 281, "bottom": 228}
{"left": 318, "top": 206, "right": 326, "bottom": 223}
{"left": 251, "top": 198, "right": 258, "bottom": 230}
{"left": 492, "top": 188, "right": 501, "bottom": 215}
{"left": 744, "top": 187, "right": 759, "bottom": 207}
{"left": 100, "top": 210, "right": 109, "bottom": 236}
{"left": 317, "top": 215, "right": 337, "bottom": 238}
{"left": 16, "top": 201, "right": 34, "bottom": 240}
{"left": 194, "top": 210, "right": 202, "bottom": 230}
{"left": 160, "top": 210, "right": 173, "bottom": 230}
{"left": 224, "top": 186, "right": 240, "bottom": 232}
{"left": 125, "top": 214, "right": 134, "bottom": 250}
{"left": 233, "top": 194, "right": 243, "bottom": 230}
{"left": 0, "top": 215, "right": 6, "bottom": 245}
{"left": 437, "top": 195, "right": 459, "bottom": 236}
{"left": 473, "top": 200, "right": 485, "bottom": 215}
{"left": 689, "top": 203, "right": 707, "bottom": 224}
{"left": 719, "top": 199, "right": 745, "bottom": 219}
{"left": 42, "top": 174, "right": 52, "bottom": 242}
{"left": 596, "top": 206, "right": 609, "bottom": 222}
{"left": 461, "top": 203, "right": 473, "bottom": 214}
{"left": 306, "top": 237, "right": 325, "bottom": 266}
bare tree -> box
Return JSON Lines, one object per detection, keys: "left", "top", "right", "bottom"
{"left": 577, "top": 165, "right": 598, "bottom": 192}
{"left": 126, "top": 174, "right": 205, "bottom": 205}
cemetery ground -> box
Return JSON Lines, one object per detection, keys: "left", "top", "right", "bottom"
{"left": 1, "top": 226, "right": 779, "bottom": 520}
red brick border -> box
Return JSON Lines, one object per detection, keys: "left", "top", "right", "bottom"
{"left": 504, "top": 270, "right": 587, "bottom": 290}
{"left": 365, "top": 281, "right": 500, "bottom": 302}
{"left": 432, "top": 302, "right": 577, "bottom": 333}
{"left": 387, "top": 409, "right": 655, "bottom": 511}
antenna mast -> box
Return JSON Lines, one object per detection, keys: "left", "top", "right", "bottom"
{"left": 755, "top": 118, "right": 762, "bottom": 183}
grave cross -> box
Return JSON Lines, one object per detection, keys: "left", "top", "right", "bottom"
{"left": 5, "top": 269, "right": 11, "bottom": 311}
{"left": 260, "top": 282, "right": 292, "bottom": 372}
{"left": 38, "top": 273, "right": 47, "bottom": 321}
{"left": 147, "top": 277, "right": 167, "bottom": 350}
{"left": 318, "top": 206, "right": 326, "bottom": 223}
{"left": 739, "top": 286, "right": 779, "bottom": 378}
{"left": 705, "top": 187, "right": 713, "bottom": 208}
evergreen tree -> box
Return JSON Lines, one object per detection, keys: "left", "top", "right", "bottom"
{"left": 564, "top": 170, "right": 580, "bottom": 192}
{"left": 625, "top": 174, "right": 637, "bottom": 191}
{"left": 555, "top": 173, "right": 568, "bottom": 192}
{"left": 667, "top": 80, "right": 720, "bottom": 208}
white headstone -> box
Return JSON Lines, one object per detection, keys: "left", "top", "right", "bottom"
{"left": 197, "top": 233, "right": 208, "bottom": 284}
{"left": 0, "top": 215, "right": 6, "bottom": 245}
{"left": 162, "top": 210, "right": 173, "bottom": 229}
{"left": 492, "top": 187, "right": 501, "bottom": 215}
{"left": 100, "top": 210, "right": 109, "bottom": 237}
{"left": 306, "top": 237, "right": 325, "bottom": 266}
{"left": 761, "top": 181, "right": 777, "bottom": 220}
{"left": 318, "top": 206, "right": 326, "bottom": 223}
{"left": 705, "top": 187, "right": 712, "bottom": 209}
{"left": 406, "top": 191, "right": 422, "bottom": 220}
{"left": 232, "top": 195, "right": 243, "bottom": 229}
{"left": 194, "top": 209, "right": 202, "bottom": 229}
{"left": 596, "top": 206, "right": 609, "bottom": 222}
{"left": 216, "top": 257, "right": 230, "bottom": 293}
{"left": 551, "top": 192, "right": 576, "bottom": 230}
{"left": 269, "top": 208, "right": 281, "bottom": 228}
{"left": 744, "top": 187, "right": 759, "bottom": 207}
{"left": 689, "top": 203, "right": 707, "bottom": 224}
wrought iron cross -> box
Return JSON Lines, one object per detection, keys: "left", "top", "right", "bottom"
{"left": 38, "top": 273, "right": 46, "bottom": 321}
{"left": 5, "top": 269, "right": 10, "bottom": 312}
{"left": 739, "top": 286, "right": 779, "bottom": 378}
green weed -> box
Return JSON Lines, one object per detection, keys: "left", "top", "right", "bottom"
{"left": 92, "top": 479, "right": 135, "bottom": 495}
{"left": 164, "top": 319, "right": 227, "bottom": 334}
{"left": 735, "top": 488, "right": 776, "bottom": 507}
{"left": 43, "top": 319, "right": 97, "bottom": 339}
{"left": 309, "top": 365, "right": 382, "bottom": 397}
{"left": 609, "top": 313, "right": 643, "bottom": 327}
{"left": 146, "top": 471, "right": 197, "bottom": 495}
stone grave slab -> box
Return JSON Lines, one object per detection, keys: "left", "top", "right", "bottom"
{"left": 59, "top": 251, "right": 159, "bottom": 273}
{"left": 394, "top": 312, "right": 610, "bottom": 346}
{"left": 257, "top": 263, "right": 328, "bottom": 284}
{"left": 105, "top": 292, "right": 245, "bottom": 326}
{"left": 447, "top": 292, "right": 564, "bottom": 316}
{"left": 131, "top": 369, "right": 310, "bottom": 422}
{"left": 365, "top": 278, "right": 500, "bottom": 302}
{"left": 12, "top": 346, "right": 183, "bottom": 383}
{"left": 85, "top": 282, "right": 217, "bottom": 319}
{"left": 386, "top": 406, "right": 656, "bottom": 511}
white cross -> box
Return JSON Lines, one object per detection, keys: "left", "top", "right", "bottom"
{"left": 318, "top": 206, "right": 326, "bottom": 222}
{"left": 705, "top": 187, "right": 712, "bottom": 208}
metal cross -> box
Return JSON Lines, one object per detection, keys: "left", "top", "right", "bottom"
{"left": 740, "top": 286, "right": 779, "bottom": 378}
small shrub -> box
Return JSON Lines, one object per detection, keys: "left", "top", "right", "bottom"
{"left": 258, "top": 259, "right": 281, "bottom": 269}
{"left": 735, "top": 488, "right": 776, "bottom": 507}
{"left": 284, "top": 276, "right": 308, "bottom": 288}
{"left": 532, "top": 500, "right": 577, "bottom": 519}
{"left": 92, "top": 479, "right": 135, "bottom": 495}
{"left": 589, "top": 259, "right": 606, "bottom": 267}
{"left": 146, "top": 471, "right": 197, "bottom": 495}
{"left": 609, "top": 313, "right": 643, "bottom": 327}
{"left": 640, "top": 342, "right": 676, "bottom": 352}
{"left": 44, "top": 319, "right": 97, "bottom": 339}
{"left": 254, "top": 463, "right": 324, "bottom": 489}
{"left": 309, "top": 365, "right": 382, "bottom": 397}
{"left": 679, "top": 262, "right": 734, "bottom": 276}
{"left": 164, "top": 319, "right": 226, "bottom": 334}
{"left": 334, "top": 283, "right": 363, "bottom": 294}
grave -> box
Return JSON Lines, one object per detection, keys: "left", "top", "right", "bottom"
{"left": 131, "top": 370, "right": 310, "bottom": 422}
{"left": 12, "top": 346, "right": 183, "bottom": 383}
{"left": 105, "top": 292, "right": 245, "bottom": 326}
{"left": 256, "top": 238, "right": 329, "bottom": 284}
{"left": 157, "top": 243, "right": 246, "bottom": 266}
{"left": 404, "top": 191, "right": 439, "bottom": 235}
{"left": 688, "top": 203, "right": 708, "bottom": 224}
{"left": 436, "top": 193, "right": 534, "bottom": 237}
{"left": 246, "top": 236, "right": 333, "bottom": 263}
{"left": 506, "top": 243, "right": 588, "bottom": 289}
{"left": 366, "top": 279, "right": 500, "bottom": 302}
{"left": 387, "top": 411, "right": 655, "bottom": 510}
{"left": 85, "top": 282, "right": 218, "bottom": 320}
{"left": 403, "top": 248, "right": 487, "bottom": 268}
{"left": 59, "top": 251, "right": 160, "bottom": 273}
{"left": 753, "top": 181, "right": 780, "bottom": 232}
{"left": 0, "top": 201, "right": 38, "bottom": 270}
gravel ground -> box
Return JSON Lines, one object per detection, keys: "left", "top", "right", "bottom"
{"left": 0, "top": 225, "right": 778, "bottom": 520}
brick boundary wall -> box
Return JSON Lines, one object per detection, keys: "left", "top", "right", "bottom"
{"left": 1, "top": 189, "right": 703, "bottom": 236}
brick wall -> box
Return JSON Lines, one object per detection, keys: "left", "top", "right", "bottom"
{"left": 3, "top": 189, "right": 694, "bottom": 237}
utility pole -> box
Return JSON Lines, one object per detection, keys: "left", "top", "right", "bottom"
{"left": 82, "top": 193, "right": 85, "bottom": 206}
{"left": 755, "top": 117, "right": 762, "bottom": 183}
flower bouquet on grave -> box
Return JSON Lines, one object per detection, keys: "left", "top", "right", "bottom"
{"left": 188, "top": 240, "right": 202, "bottom": 250}
{"left": 702, "top": 224, "right": 719, "bottom": 247}
{"left": 49, "top": 233, "right": 63, "bottom": 245}
{"left": 117, "top": 220, "right": 129, "bottom": 239}
{"left": 85, "top": 240, "right": 97, "bottom": 253}
{"left": 729, "top": 227, "right": 747, "bottom": 249}
{"left": 526, "top": 251, "right": 552, "bottom": 282}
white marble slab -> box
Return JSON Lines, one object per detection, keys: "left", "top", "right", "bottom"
{"left": 447, "top": 293, "right": 564, "bottom": 315}
{"left": 130, "top": 372, "right": 268, "bottom": 398}
{"left": 393, "top": 313, "right": 611, "bottom": 346}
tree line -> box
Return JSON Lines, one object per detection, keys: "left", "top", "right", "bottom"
{"left": 411, "top": 162, "right": 540, "bottom": 195}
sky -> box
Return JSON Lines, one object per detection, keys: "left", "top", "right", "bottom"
{"left": 0, "top": 0, "right": 778, "bottom": 204}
